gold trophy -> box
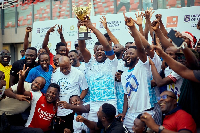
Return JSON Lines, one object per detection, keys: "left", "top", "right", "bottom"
{"left": 73, "top": 3, "right": 92, "bottom": 40}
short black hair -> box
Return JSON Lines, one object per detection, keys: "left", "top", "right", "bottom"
{"left": 48, "top": 83, "right": 60, "bottom": 93}
{"left": 69, "top": 50, "right": 78, "bottom": 55}
{"left": 75, "top": 44, "right": 79, "bottom": 49}
{"left": 129, "top": 46, "right": 137, "bottom": 49}
{"left": 104, "top": 33, "right": 111, "bottom": 41}
{"left": 136, "top": 114, "right": 147, "bottom": 132}
{"left": 69, "top": 95, "right": 81, "bottom": 103}
{"left": 125, "top": 42, "right": 133, "bottom": 45}
{"left": 38, "top": 53, "right": 50, "bottom": 60}
{"left": 27, "top": 47, "right": 37, "bottom": 55}
{"left": 20, "top": 50, "right": 25, "bottom": 53}
{"left": 56, "top": 42, "right": 66, "bottom": 50}
{"left": 95, "top": 42, "right": 101, "bottom": 46}
{"left": 102, "top": 103, "right": 116, "bottom": 123}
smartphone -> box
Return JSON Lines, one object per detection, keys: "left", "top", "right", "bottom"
{"left": 167, "top": 29, "right": 184, "bottom": 48}
{"left": 118, "top": 70, "right": 124, "bottom": 74}
{"left": 153, "top": 31, "right": 156, "bottom": 45}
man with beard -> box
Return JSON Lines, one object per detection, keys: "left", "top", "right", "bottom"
{"left": 51, "top": 56, "right": 88, "bottom": 133}
{"left": 0, "top": 49, "right": 12, "bottom": 89}
{"left": 25, "top": 53, "right": 54, "bottom": 94}
{"left": 140, "top": 91, "right": 196, "bottom": 133}
{"left": 78, "top": 18, "right": 118, "bottom": 133}
{"left": 76, "top": 103, "right": 130, "bottom": 133}
{"left": 10, "top": 47, "right": 38, "bottom": 87}
{"left": 116, "top": 13, "right": 154, "bottom": 132}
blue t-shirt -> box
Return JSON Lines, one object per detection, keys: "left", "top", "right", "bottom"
{"left": 21, "top": 56, "right": 25, "bottom": 60}
{"left": 25, "top": 65, "right": 53, "bottom": 93}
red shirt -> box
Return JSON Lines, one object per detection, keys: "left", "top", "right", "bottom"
{"left": 26, "top": 91, "right": 56, "bottom": 131}
{"left": 49, "top": 52, "right": 55, "bottom": 68}
{"left": 163, "top": 108, "right": 196, "bottom": 133}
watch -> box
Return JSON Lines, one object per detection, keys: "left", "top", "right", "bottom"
{"left": 180, "top": 42, "right": 188, "bottom": 49}
{"left": 158, "top": 125, "right": 164, "bottom": 133}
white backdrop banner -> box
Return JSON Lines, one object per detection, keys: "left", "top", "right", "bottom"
{"left": 32, "top": 6, "right": 200, "bottom": 55}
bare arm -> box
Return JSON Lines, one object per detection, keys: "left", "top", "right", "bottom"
{"left": 9, "top": 75, "right": 15, "bottom": 87}
{"left": 58, "top": 25, "right": 69, "bottom": 56}
{"left": 152, "top": 45, "right": 200, "bottom": 83}
{"left": 23, "top": 27, "right": 32, "bottom": 52}
{"left": 76, "top": 115, "right": 100, "bottom": 130}
{"left": 4, "top": 88, "right": 17, "bottom": 98}
{"left": 182, "top": 48, "right": 199, "bottom": 69}
{"left": 151, "top": 20, "right": 173, "bottom": 49}
{"left": 84, "top": 20, "right": 115, "bottom": 60}
{"left": 80, "top": 88, "right": 88, "bottom": 100}
{"left": 58, "top": 101, "right": 90, "bottom": 113}
{"left": 78, "top": 40, "right": 91, "bottom": 63}
{"left": 126, "top": 13, "right": 147, "bottom": 63}
{"left": 150, "top": 59, "right": 174, "bottom": 87}
{"left": 156, "top": 14, "right": 168, "bottom": 38}
{"left": 100, "top": 16, "right": 119, "bottom": 45}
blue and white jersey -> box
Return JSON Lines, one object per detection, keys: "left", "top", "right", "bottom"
{"left": 121, "top": 58, "right": 152, "bottom": 113}
{"left": 85, "top": 57, "right": 118, "bottom": 102}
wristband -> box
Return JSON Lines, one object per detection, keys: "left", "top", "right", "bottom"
{"left": 105, "top": 49, "right": 114, "bottom": 56}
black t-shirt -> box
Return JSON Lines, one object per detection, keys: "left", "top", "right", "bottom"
{"left": 97, "top": 119, "right": 130, "bottom": 133}
{"left": 10, "top": 59, "right": 38, "bottom": 85}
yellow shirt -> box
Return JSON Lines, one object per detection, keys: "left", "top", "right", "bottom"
{"left": 0, "top": 63, "right": 12, "bottom": 89}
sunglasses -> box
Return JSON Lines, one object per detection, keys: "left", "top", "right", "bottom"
{"left": 157, "top": 94, "right": 176, "bottom": 101}
{"left": 0, "top": 53, "right": 11, "bottom": 56}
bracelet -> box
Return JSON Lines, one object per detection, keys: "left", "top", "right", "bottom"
{"left": 105, "top": 49, "right": 114, "bottom": 56}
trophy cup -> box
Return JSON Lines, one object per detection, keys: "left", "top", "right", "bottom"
{"left": 73, "top": 3, "right": 92, "bottom": 40}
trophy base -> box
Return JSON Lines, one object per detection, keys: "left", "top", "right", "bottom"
{"left": 78, "top": 32, "right": 92, "bottom": 40}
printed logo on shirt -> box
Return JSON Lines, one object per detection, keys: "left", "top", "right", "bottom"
{"left": 38, "top": 108, "right": 55, "bottom": 121}
{"left": 57, "top": 78, "right": 71, "bottom": 91}
{"left": 125, "top": 73, "right": 139, "bottom": 98}
{"left": 41, "top": 104, "right": 45, "bottom": 107}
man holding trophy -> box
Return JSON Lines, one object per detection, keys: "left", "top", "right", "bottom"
{"left": 74, "top": 2, "right": 118, "bottom": 133}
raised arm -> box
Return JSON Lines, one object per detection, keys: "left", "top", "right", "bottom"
{"left": 124, "top": 12, "right": 147, "bottom": 63}
{"left": 156, "top": 14, "right": 168, "bottom": 38}
{"left": 152, "top": 45, "right": 200, "bottom": 83}
{"left": 100, "top": 16, "right": 119, "bottom": 45}
{"left": 133, "top": 12, "right": 144, "bottom": 36}
{"left": 42, "top": 25, "right": 56, "bottom": 54}
{"left": 57, "top": 25, "right": 69, "bottom": 56}
{"left": 17, "top": 64, "right": 31, "bottom": 96}
{"left": 149, "top": 58, "right": 174, "bottom": 87}
{"left": 151, "top": 20, "right": 173, "bottom": 49}
{"left": 23, "top": 27, "right": 32, "bottom": 52}
{"left": 83, "top": 19, "right": 115, "bottom": 60}
{"left": 78, "top": 40, "right": 91, "bottom": 63}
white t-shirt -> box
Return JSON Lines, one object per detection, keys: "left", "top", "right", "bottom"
{"left": 121, "top": 58, "right": 152, "bottom": 113}
{"left": 73, "top": 103, "right": 89, "bottom": 133}
{"left": 51, "top": 67, "right": 88, "bottom": 116}
{"left": 74, "top": 62, "right": 86, "bottom": 75}
{"left": 117, "top": 59, "right": 128, "bottom": 72}
{"left": 85, "top": 57, "right": 118, "bottom": 102}
{"left": 166, "top": 69, "right": 183, "bottom": 100}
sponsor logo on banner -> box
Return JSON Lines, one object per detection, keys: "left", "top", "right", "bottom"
{"left": 184, "top": 14, "right": 200, "bottom": 27}
{"left": 66, "top": 25, "right": 78, "bottom": 37}
{"left": 184, "top": 14, "right": 200, "bottom": 22}
{"left": 166, "top": 16, "right": 178, "bottom": 28}
{"left": 66, "top": 41, "right": 71, "bottom": 50}
{"left": 100, "top": 20, "right": 122, "bottom": 32}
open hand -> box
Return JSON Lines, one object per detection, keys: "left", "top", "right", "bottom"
{"left": 144, "top": 7, "right": 155, "bottom": 19}
{"left": 57, "top": 101, "right": 71, "bottom": 109}
{"left": 133, "top": 12, "right": 143, "bottom": 26}
{"left": 15, "top": 94, "right": 30, "bottom": 103}
{"left": 115, "top": 113, "right": 125, "bottom": 122}
{"left": 155, "top": 14, "right": 162, "bottom": 22}
{"left": 100, "top": 16, "right": 108, "bottom": 29}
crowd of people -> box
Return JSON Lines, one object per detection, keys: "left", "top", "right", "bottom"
{"left": 0, "top": 8, "right": 200, "bottom": 133}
